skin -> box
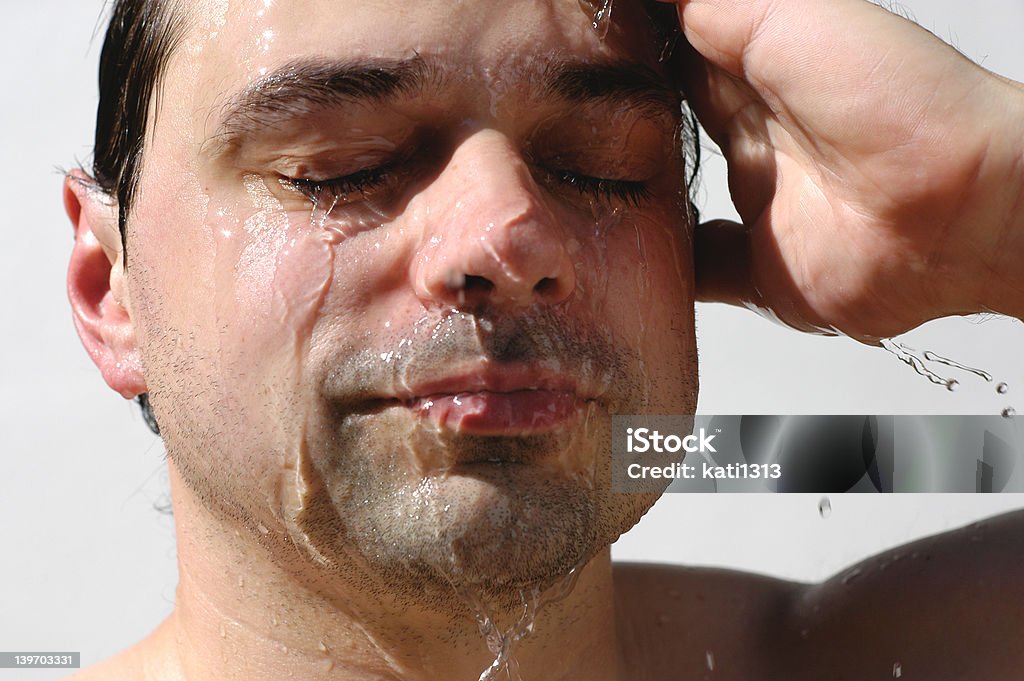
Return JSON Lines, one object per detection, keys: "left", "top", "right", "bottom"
{"left": 661, "top": 0, "right": 1024, "bottom": 340}
{"left": 64, "top": 0, "right": 1024, "bottom": 679}
{"left": 68, "top": 1, "right": 693, "bottom": 679}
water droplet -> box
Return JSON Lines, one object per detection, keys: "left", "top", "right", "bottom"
{"left": 591, "top": 0, "right": 615, "bottom": 39}
{"left": 996, "top": 382, "right": 1009, "bottom": 395}
{"left": 317, "top": 640, "right": 328, "bottom": 653}
{"left": 218, "top": 624, "right": 226, "bottom": 638}
{"left": 1002, "top": 407, "right": 1016, "bottom": 417}
{"left": 237, "top": 575, "right": 244, "bottom": 588}
{"left": 893, "top": 662, "right": 902, "bottom": 678}
{"left": 271, "top": 614, "right": 278, "bottom": 626}
{"left": 817, "top": 497, "right": 832, "bottom": 518}
{"left": 945, "top": 378, "right": 959, "bottom": 392}
{"left": 257, "top": 523, "right": 269, "bottom": 535}
{"left": 705, "top": 651, "right": 715, "bottom": 671}
{"left": 842, "top": 567, "right": 863, "bottom": 585}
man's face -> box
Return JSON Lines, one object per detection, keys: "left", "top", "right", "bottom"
{"left": 128, "top": 0, "right": 696, "bottom": 603}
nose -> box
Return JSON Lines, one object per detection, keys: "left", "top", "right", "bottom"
{"left": 412, "top": 130, "right": 576, "bottom": 310}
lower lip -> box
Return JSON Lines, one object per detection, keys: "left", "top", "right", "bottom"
{"left": 413, "top": 390, "right": 580, "bottom": 435}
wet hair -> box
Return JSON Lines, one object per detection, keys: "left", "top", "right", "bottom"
{"left": 89, "top": 0, "right": 698, "bottom": 437}
{"left": 93, "top": 0, "right": 188, "bottom": 253}
{"left": 92, "top": 0, "right": 189, "bottom": 435}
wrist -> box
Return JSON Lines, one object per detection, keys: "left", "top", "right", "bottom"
{"left": 975, "top": 76, "right": 1024, "bottom": 321}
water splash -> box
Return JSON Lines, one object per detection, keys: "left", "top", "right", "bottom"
{"left": 457, "top": 567, "right": 584, "bottom": 681}
{"left": 879, "top": 339, "right": 952, "bottom": 388}
{"left": 882, "top": 340, "right": 1016, "bottom": 415}
{"left": 922, "top": 350, "right": 993, "bottom": 382}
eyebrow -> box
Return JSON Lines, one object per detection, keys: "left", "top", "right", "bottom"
{"left": 206, "top": 55, "right": 680, "bottom": 154}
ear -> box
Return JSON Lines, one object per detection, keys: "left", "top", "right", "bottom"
{"left": 64, "top": 171, "right": 147, "bottom": 399}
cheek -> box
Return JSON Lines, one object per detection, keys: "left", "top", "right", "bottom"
{"left": 603, "top": 213, "right": 693, "bottom": 341}
{"left": 601, "top": 212, "right": 696, "bottom": 411}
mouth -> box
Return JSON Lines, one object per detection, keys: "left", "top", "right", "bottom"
{"left": 412, "top": 389, "right": 583, "bottom": 435}
{"left": 364, "top": 365, "right": 599, "bottom": 436}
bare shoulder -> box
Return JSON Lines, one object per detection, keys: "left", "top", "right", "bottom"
{"left": 613, "top": 561, "right": 804, "bottom": 679}
{"left": 615, "top": 508, "right": 1024, "bottom": 681}
{"left": 61, "top": 619, "right": 177, "bottom": 681}
{"left": 61, "top": 649, "right": 145, "bottom": 681}
{"left": 785, "top": 507, "right": 1024, "bottom": 680}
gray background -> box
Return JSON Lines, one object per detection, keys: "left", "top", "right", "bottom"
{"left": 1, "top": 0, "right": 1023, "bottom": 676}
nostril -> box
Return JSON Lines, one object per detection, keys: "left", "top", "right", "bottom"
{"left": 462, "top": 275, "right": 494, "bottom": 294}
{"left": 534, "top": 277, "right": 558, "bottom": 297}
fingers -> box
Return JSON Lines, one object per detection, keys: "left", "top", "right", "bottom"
{"left": 693, "top": 219, "right": 755, "bottom": 307}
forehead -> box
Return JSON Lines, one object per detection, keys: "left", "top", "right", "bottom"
{"left": 174, "top": 0, "right": 665, "bottom": 108}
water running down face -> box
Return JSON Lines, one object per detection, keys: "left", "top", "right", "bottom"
{"left": 126, "top": 0, "right": 697, "bottom": 608}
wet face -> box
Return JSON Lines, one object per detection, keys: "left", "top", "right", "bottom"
{"left": 129, "top": 0, "right": 696, "bottom": 605}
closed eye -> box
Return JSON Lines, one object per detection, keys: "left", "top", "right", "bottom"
{"left": 282, "top": 163, "right": 395, "bottom": 207}
{"left": 545, "top": 168, "right": 651, "bottom": 206}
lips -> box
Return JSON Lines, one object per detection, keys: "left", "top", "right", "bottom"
{"left": 386, "top": 365, "right": 592, "bottom": 435}
{"left": 413, "top": 389, "right": 581, "bottom": 435}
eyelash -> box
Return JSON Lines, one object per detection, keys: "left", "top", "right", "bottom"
{"left": 284, "top": 163, "right": 650, "bottom": 208}
{"left": 285, "top": 165, "right": 393, "bottom": 206}
{"left": 545, "top": 168, "right": 652, "bottom": 206}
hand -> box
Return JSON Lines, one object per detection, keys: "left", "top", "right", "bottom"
{"left": 660, "top": 0, "right": 1024, "bottom": 341}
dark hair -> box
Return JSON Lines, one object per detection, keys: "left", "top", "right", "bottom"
{"left": 93, "top": 0, "right": 188, "bottom": 435}
{"left": 94, "top": 0, "right": 188, "bottom": 251}
{"left": 90, "top": 0, "right": 699, "bottom": 438}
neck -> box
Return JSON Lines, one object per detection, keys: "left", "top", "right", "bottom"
{"left": 153, "top": 466, "right": 625, "bottom": 681}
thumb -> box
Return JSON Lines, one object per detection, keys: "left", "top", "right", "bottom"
{"left": 656, "top": 0, "right": 778, "bottom": 78}
{"left": 656, "top": 0, "right": 891, "bottom": 82}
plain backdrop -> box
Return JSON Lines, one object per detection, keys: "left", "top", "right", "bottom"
{"left": 1, "top": 0, "right": 1023, "bottom": 677}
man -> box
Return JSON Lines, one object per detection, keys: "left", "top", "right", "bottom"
{"left": 63, "top": 0, "right": 1024, "bottom": 680}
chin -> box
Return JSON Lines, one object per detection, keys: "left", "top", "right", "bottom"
{"left": 421, "top": 466, "right": 599, "bottom": 586}
{"left": 293, "top": 413, "right": 648, "bottom": 609}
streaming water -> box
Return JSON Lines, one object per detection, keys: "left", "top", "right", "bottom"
{"left": 879, "top": 339, "right": 952, "bottom": 388}
{"left": 591, "top": 0, "right": 615, "bottom": 39}
{"left": 881, "top": 340, "right": 1017, "bottom": 414}
{"left": 922, "top": 350, "right": 993, "bottom": 382}
{"left": 452, "top": 567, "right": 584, "bottom": 681}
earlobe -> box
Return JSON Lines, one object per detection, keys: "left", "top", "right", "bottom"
{"left": 64, "top": 171, "right": 147, "bottom": 399}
